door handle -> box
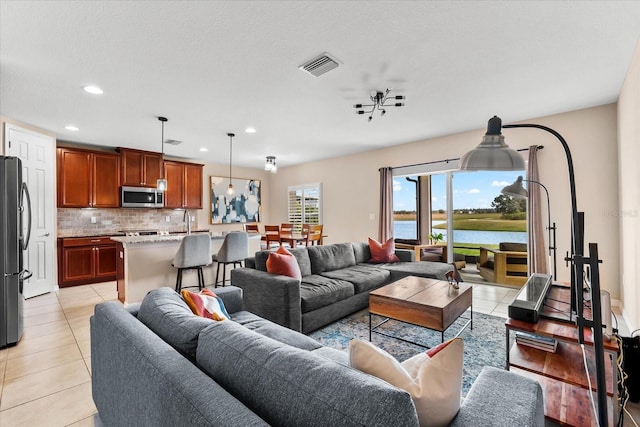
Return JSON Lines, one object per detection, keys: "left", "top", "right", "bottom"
{"left": 21, "top": 183, "right": 32, "bottom": 250}
{"left": 40, "top": 233, "right": 51, "bottom": 237}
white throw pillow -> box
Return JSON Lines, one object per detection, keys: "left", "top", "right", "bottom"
{"left": 348, "top": 338, "right": 463, "bottom": 427}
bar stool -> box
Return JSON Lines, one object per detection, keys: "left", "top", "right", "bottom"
{"left": 212, "top": 231, "right": 249, "bottom": 287}
{"left": 172, "top": 234, "right": 212, "bottom": 292}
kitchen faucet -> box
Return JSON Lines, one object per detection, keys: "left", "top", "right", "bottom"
{"left": 183, "top": 210, "right": 191, "bottom": 234}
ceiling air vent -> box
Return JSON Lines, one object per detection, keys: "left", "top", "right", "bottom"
{"left": 299, "top": 53, "right": 340, "bottom": 77}
{"left": 164, "top": 139, "right": 182, "bottom": 146}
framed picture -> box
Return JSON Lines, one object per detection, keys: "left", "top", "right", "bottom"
{"left": 210, "top": 176, "right": 261, "bottom": 224}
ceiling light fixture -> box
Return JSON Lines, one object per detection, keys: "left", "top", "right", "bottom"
{"left": 264, "top": 156, "right": 277, "bottom": 173}
{"left": 245, "top": 127, "right": 256, "bottom": 134}
{"left": 354, "top": 88, "right": 405, "bottom": 122}
{"left": 227, "top": 133, "right": 235, "bottom": 196}
{"left": 83, "top": 85, "right": 103, "bottom": 95}
{"left": 157, "top": 117, "right": 168, "bottom": 192}
{"left": 65, "top": 125, "right": 79, "bottom": 131}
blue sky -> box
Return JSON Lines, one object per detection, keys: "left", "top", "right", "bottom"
{"left": 393, "top": 171, "right": 524, "bottom": 211}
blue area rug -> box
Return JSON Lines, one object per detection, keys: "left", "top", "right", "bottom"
{"left": 308, "top": 309, "right": 508, "bottom": 393}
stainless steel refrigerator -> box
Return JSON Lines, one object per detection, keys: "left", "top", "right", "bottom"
{"left": 1, "top": 155, "right": 32, "bottom": 348}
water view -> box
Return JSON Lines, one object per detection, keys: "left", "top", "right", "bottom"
{"left": 394, "top": 221, "right": 527, "bottom": 245}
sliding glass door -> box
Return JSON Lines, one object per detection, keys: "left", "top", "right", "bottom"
{"left": 393, "top": 170, "right": 526, "bottom": 265}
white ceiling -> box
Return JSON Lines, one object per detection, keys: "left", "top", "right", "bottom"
{"left": 2, "top": 1, "right": 640, "bottom": 170}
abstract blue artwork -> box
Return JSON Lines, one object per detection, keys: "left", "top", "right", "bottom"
{"left": 210, "top": 176, "right": 261, "bottom": 224}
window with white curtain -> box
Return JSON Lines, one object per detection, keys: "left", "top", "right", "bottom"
{"left": 288, "top": 183, "right": 322, "bottom": 231}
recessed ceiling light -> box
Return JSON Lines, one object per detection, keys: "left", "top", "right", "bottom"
{"left": 65, "top": 125, "right": 79, "bottom": 131}
{"left": 199, "top": 147, "right": 208, "bottom": 152}
{"left": 245, "top": 127, "right": 256, "bottom": 134}
{"left": 83, "top": 85, "right": 103, "bottom": 95}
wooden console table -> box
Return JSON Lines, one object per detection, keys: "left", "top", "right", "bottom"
{"left": 505, "top": 284, "right": 619, "bottom": 426}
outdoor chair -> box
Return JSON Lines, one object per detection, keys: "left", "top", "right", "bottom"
{"left": 477, "top": 242, "right": 528, "bottom": 286}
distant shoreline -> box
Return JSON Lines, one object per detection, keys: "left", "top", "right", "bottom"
{"left": 393, "top": 213, "right": 526, "bottom": 232}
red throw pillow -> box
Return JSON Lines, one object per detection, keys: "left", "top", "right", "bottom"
{"left": 266, "top": 246, "right": 302, "bottom": 279}
{"left": 368, "top": 237, "right": 400, "bottom": 263}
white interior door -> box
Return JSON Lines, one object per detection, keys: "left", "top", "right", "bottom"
{"left": 5, "top": 124, "right": 56, "bottom": 298}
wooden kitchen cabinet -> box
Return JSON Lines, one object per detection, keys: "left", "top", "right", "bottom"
{"left": 164, "top": 160, "right": 203, "bottom": 209}
{"left": 57, "top": 147, "right": 120, "bottom": 208}
{"left": 57, "top": 237, "right": 117, "bottom": 287}
{"left": 118, "top": 147, "right": 163, "bottom": 187}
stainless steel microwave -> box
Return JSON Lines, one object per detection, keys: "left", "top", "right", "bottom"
{"left": 121, "top": 186, "right": 164, "bottom": 208}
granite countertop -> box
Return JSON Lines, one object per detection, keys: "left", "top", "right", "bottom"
{"left": 58, "top": 229, "right": 211, "bottom": 239}
{"left": 58, "top": 233, "right": 126, "bottom": 239}
{"left": 110, "top": 232, "right": 261, "bottom": 245}
{"left": 110, "top": 232, "right": 212, "bottom": 244}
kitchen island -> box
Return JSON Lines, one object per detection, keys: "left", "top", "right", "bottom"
{"left": 111, "top": 232, "right": 262, "bottom": 304}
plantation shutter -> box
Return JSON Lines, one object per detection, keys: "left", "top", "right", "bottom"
{"left": 288, "top": 188, "right": 303, "bottom": 227}
{"left": 288, "top": 184, "right": 322, "bottom": 232}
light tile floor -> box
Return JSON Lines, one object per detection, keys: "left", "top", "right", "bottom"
{"left": 0, "top": 281, "right": 637, "bottom": 426}
{"left": 0, "top": 282, "right": 116, "bottom": 426}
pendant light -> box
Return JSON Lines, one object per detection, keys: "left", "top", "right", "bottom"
{"left": 157, "top": 117, "right": 168, "bottom": 192}
{"left": 227, "top": 133, "right": 235, "bottom": 196}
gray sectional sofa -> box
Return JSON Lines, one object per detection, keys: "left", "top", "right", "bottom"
{"left": 90, "top": 286, "right": 545, "bottom": 427}
{"left": 231, "top": 242, "right": 456, "bottom": 333}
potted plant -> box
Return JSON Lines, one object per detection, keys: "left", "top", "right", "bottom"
{"left": 429, "top": 232, "right": 444, "bottom": 245}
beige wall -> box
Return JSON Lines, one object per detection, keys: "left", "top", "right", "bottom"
{"left": 186, "top": 159, "right": 273, "bottom": 233}
{"left": 270, "top": 104, "right": 621, "bottom": 301}
{"left": 617, "top": 39, "right": 640, "bottom": 331}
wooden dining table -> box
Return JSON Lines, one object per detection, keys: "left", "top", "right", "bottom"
{"left": 279, "top": 232, "right": 308, "bottom": 248}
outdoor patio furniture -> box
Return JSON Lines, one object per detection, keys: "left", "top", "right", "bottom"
{"left": 394, "top": 239, "right": 466, "bottom": 269}
{"left": 477, "top": 242, "right": 528, "bottom": 287}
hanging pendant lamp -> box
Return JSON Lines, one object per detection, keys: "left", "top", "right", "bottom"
{"left": 227, "top": 133, "right": 235, "bottom": 196}
{"left": 157, "top": 117, "right": 168, "bottom": 191}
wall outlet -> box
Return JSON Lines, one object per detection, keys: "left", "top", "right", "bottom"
{"left": 190, "top": 215, "right": 195, "bottom": 222}
{"left": 90, "top": 216, "right": 97, "bottom": 224}
{"left": 165, "top": 216, "right": 170, "bottom": 223}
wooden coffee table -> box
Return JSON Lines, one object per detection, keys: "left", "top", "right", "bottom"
{"left": 369, "top": 275, "right": 473, "bottom": 346}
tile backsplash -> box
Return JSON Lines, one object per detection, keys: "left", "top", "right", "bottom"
{"left": 57, "top": 208, "right": 202, "bottom": 237}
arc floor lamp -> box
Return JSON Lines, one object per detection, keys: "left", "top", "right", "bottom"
{"left": 460, "top": 115, "right": 608, "bottom": 426}
{"left": 501, "top": 175, "right": 557, "bottom": 281}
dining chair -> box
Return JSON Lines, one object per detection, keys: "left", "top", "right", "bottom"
{"left": 244, "top": 223, "right": 260, "bottom": 234}
{"left": 305, "top": 224, "right": 323, "bottom": 246}
{"left": 263, "top": 225, "right": 281, "bottom": 249}
{"left": 172, "top": 233, "right": 212, "bottom": 292}
{"left": 301, "top": 223, "right": 310, "bottom": 239}
{"left": 212, "top": 231, "right": 249, "bottom": 287}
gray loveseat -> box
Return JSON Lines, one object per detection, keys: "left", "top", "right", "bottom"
{"left": 231, "top": 242, "right": 456, "bottom": 333}
{"left": 91, "top": 286, "right": 544, "bottom": 427}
